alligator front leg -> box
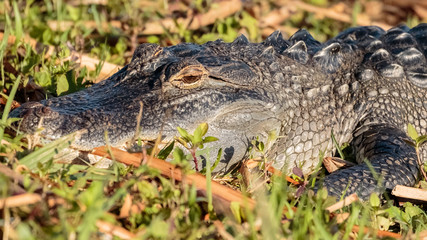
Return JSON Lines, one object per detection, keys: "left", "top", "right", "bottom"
{"left": 322, "top": 124, "right": 420, "bottom": 200}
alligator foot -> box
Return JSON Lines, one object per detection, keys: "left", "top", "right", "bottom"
{"left": 322, "top": 124, "right": 420, "bottom": 200}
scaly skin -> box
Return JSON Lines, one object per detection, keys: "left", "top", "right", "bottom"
{"left": 10, "top": 24, "right": 427, "bottom": 199}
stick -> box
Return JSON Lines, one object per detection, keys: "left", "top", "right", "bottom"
{"left": 392, "top": 185, "right": 427, "bottom": 202}
{"left": 92, "top": 146, "right": 256, "bottom": 209}
{"left": 352, "top": 225, "right": 401, "bottom": 238}
{"left": 325, "top": 193, "right": 359, "bottom": 212}
{"left": 96, "top": 220, "right": 136, "bottom": 240}
{"left": 0, "top": 193, "right": 42, "bottom": 209}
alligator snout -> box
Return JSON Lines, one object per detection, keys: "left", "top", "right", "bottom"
{"left": 9, "top": 102, "right": 59, "bottom": 133}
{"left": 16, "top": 102, "right": 58, "bottom": 118}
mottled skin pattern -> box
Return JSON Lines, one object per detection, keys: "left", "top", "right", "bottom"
{"left": 10, "top": 24, "right": 427, "bottom": 199}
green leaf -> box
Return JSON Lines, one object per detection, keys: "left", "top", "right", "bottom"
{"left": 147, "top": 35, "right": 159, "bottom": 44}
{"left": 210, "top": 148, "right": 222, "bottom": 172}
{"left": 157, "top": 141, "right": 174, "bottom": 160}
{"left": 239, "top": 11, "right": 258, "bottom": 40}
{"left": 172, "top": 147, "right": 186, "bottom": 163}
{"left": 56, "top": 74, "right": 69, "bottom": 96}
{"left": 0, "top": 75, "right": 21, "bottom": 142}
{"left": 42, "top": 28, "right": 52, "bottom": 44}
{"left": 230, "top": 202, "right": 242, "bottom": 224}
{"left": 12, "top": 1, "right": 23, "bottom": 42}
{"left": 193, "top": 125, "right": 204, "bottom": 144}
{"left": 203, "top": 136, "right": 218, "bottom": 144}
{"left": 331, "top": 130, "right": 345, "bottom": 159}
{"left": 199, "top": 123, "right": 209, "bottom": 136}
{"left": 369, "top": 193, "right": 380, "bottom": 208}
{"left": 404, "top": 202, "right": 423, "bottom": 218}
{"left": 177, "top": 127, "right": 191, "bottom": 142}
{"left": 66, "top": 5, "right": 80, "bottom": 22}
{"left": 377, "top": 216, "right": 391, "bottom": 231}
{"left": 407, "top": 123, "right": 419, "bottom": 141}
{"left": 35, "top": 71, "right": 51, "bottom": 87}
{"left": 115, "top": 38, "right": 127, "bottom": 55}
{"left": 419, "top": 181, "right": 427, "bottom": 189}
{"left": 257, "top": 141, "right": 265, "bottom": 152}
{"left": 416, "top": 135, "right": 427, "bottom": 146}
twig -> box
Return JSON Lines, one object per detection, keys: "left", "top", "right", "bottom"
{"left": 0, "top": 193, "right": 42, "bottom": 209}
{"left": 391, "top": 185, "right": 427, "bottom": 202}
{"left": 325, "top": 193, "right": 359, "bottom": 212}
{"left": 351, "top": 225, "right": 401, "bottom": 238}
{"left": 92, "top": 146, "right": 256, "bottom": 209}
{"left": 0, "top": 164, "right": 24, "bottom": 184}
{"left": 213, "top": 220, "right": 235, "bottom": 240}
{"left": 419, "top": 229, "right": 427, "bottom": 239}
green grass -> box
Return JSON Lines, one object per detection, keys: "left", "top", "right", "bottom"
{"left": 0, "top": 0, "right": 426, "bottom": 239}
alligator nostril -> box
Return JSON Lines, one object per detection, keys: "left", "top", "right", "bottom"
{"left": 41, "top": 106, "right": 50, "bottom": 114}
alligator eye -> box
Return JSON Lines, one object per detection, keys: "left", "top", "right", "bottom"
{"left": 170, "top": 66, "right": 207, "bottom": 89}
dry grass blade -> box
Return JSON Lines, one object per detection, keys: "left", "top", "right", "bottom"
{"left": 47, "top": 20, "right": 121, "bottom": 32}
{"left": 96, "top": 220, "right": 136, "bottom": 240}
{"left": 392, "top": 185, "right": 427, "bottom": 202}
{"left": 334, "top": 212, "right": 350, "bottom": 224}
{"left": 414, "top": 5, "right": 427, "bottom": 19}
{"left": 65, "top": 54, "right": 123, "bottom": 82}
{"left": 118, "top": 194, "right": 146, "bottom": 219}
{"left": 323, "top": 157, "right": 356, "bottom": 173}
{"left": 325, "top": 193, "right": 358, "bottom": 212}
{"left": 92, "top": 146, "right": 256, "bottom": 209}
{"left": 213, "top": 220, "right": 235, "bottom": 240}
{"left": 141, "top": 0, "right": 242, "bottom": 35}
{"left": 0, "top": 32, "right": 54, "bottom": 56}
{"left": 419, "top": 229, "right": 427, "bottom": 239}
{"left": 387, "top": 0, "right": 427, "bottom": 8}
{"left": 0, "top": 164, "right": 24, "bottom": 184}
{"left": 351, "top": 225, "right": 402, "bottom": 238}
{"left": 0, "top": 193, "right": 42, "bottom": 209}
{"left": 293, "top": 1, "right": 392, "bottom": 30}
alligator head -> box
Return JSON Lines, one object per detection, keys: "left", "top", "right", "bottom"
{"left": 10, "top": 34, "right": 302, "bottom": 171}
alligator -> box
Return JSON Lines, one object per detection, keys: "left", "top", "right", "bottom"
{"left": 9, "top": 24, "right": 427, "bottom": 199}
